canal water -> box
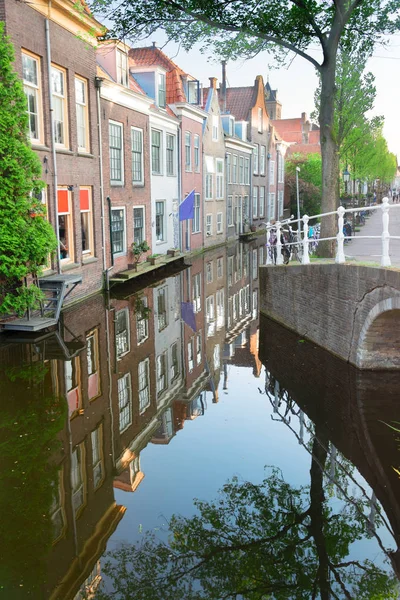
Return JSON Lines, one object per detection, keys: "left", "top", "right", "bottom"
{"left": 1, "top": 239, "right": 400, "bottom": 599}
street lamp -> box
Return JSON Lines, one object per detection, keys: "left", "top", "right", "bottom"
{"left": 343, "top": 167, "right": 350, "bottom": 194}
{"left": 296, "top": 166, "right": 301, "bottom": 235}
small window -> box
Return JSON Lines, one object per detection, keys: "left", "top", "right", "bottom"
{"left": 116, "top": 50, "right": 128, "bottom": 87}
{"left": 111, "top": 208, "right": 126, "bottom": 256}
{"left": 138, "top": 359, "right": 150, "bottom": 413}
{"left": 216, "top": 159, "right": 224, "bottom": 200}
{"left": 118, "top": 373, "right": 132, "bottom": 432}
{"left": 206, "top": 214, "right": 212, "bottom": 237}
{"left": 270, "top": 160, "right": 275, "bottom": 185}
{"left": 22, "top": 51, "right": 42, "bottom": 143}
{"left": 133, "top": 206, "right": 145, "bottom": 244}
{"left": 192, "top": 273, "right": 201, "bottom": 312}
{"left": 253, "top": 145, "right": 259, "bottom": 175}
{"left": 109, "top": 121, "right": 124, "bottom": 185}
{"left": 51, "top": 65, "right": 68, "bottom": 147}
{"left": 258, "top": 107, "right": 263, "bottom": 133}
{"left": 58, "top": 188, "right": 74, "bottom": 263}
{"left": 192, "top": 193, "right": 201, "bottom": 234}
{"left": 232, "top": 155, "right": 238, "bottom": 184}
{"left": 187, "top": 79, "right": 200, "bottom": 104}
{"left": 185, "top": 132, "right": 192, "bottom": 171}
{"left": 158, "top": 72, "right": 166, "bottom": 108}
{"left": 206, "top": 261, "right": 213, "bottom": 284}
{"left": 75, "top": 77, "right": 89, "bottom": 152}
{"left": 131, "top": 127, "right": 144, "bottom": 184}
{"left": 115, "top": 308, "right": 130, "bottom": 359}
{"left": 157, "top": 287, "right": 168, "bottom": 331}
{"left": 252, "top": 187, "right": 258, "bottom": 219}
{"left": 156, "top": 200, "right": 165, "bottom": 242}
{"left": 217, "top": 257, "right": 223, "bottom": 278}
{"left": 80, "top": 187, "right": 93, "bottom": 257}
{"left": 259, "top": 186, "right": 265, "bottom": 219}
{"left": 260, "top": 146, "right": 266, "bottom": 176}
{"left": 151, "top": 129, "right": 162, "bottom": 175}
{"left": 217, "top": 212, "right": 223, "bottom": 234}
{"left": 166, "top": 134, "right": 176, "bottom": 176}
{"left": 136, "top": 295, "right": 149, "bottom": 344}
{"left": 212, "top": 115, "right": 218, "bottom": 141}
{"left": 194, "top": 135, "right": 200, "bottom": 171}
{"left": 227, "top": 195, "right": 233, "bottom": 227}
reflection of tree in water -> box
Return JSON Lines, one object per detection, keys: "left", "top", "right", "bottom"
{"left": 94, "top": 373, "right": 397, "bottom": 600}
{"left": 0, "top": 358, "right": 66, "bottom": 598}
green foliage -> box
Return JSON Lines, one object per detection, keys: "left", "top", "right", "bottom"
{"left": 0, "top": 357, "right": 66, "bottom": 597}
{"left": 94, "top": 465, "right": 397, "bottom": 599}
{"left": 0, "top": 23, "right": 57, "bottom": 315}
{"left": 131, "top": 240, "right": 150, "bottom": 264}
{"left": 0, "top": 283, "right": 45, "bottom": 317}
{"left": 286, "top": 153, "right": 322, "bottom": 216}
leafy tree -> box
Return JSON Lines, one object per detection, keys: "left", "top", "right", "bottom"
{"left": 91, "top": 0, "right": 400, "bottom": 254}
{"left": 286, "top": 153, "right": 322, "bottom": 217}
{"left": 0, "top": 23, "right": 57, "bottom": 316}
{"left": 94, "top": 435, "right": 397, "bottom": 599}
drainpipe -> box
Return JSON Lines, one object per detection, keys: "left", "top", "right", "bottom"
{"left": 45, "top": 17, "right": 61, "bottom": 275}
{"left": 107, "top": 196, "right": 114, "bottom": 270}
{"left": 95, "top": 77, "right": 107, "bottom": 274}
{"left": 177, "top": 124, "right": 183, "bottom": 252}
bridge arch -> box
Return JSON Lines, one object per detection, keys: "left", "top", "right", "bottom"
{"left": 356, "top": 298, "right": 400, "bottom": 370}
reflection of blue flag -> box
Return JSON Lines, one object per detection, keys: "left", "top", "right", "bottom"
{"left": 179, "top": 190, "right": 195, "bottom": 221}
{"left": 181, "top": 301, "right": 197, "bottom": 332}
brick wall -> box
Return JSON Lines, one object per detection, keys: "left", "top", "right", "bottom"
{"left": 259, "top": 263, "right": 400, "bottom": 369}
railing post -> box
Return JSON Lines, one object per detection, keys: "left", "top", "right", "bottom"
{"left": 276, "top": 221, "right": 283, "bottom": 265}
{"left": 266, "top": 222, "right": 272, "bottom": 265}
{"left": 381, "top": 197, "right": 391, "bottom": 267}
{"left": 302, "top": 215, "right": 310, "bottom": 265}
{"left": 335, "top": 206, "right": 346, "bottom": 264}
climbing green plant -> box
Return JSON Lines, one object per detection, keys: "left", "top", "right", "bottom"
{"left": 0, "top": 22, "right": 57, "bottom": 316}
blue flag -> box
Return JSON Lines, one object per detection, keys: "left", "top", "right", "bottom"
{"left": 179, "top": 190, "right": 195, "bottom": 221}
{"left": 181, "top": 301, "right": 197, "bottom": 332}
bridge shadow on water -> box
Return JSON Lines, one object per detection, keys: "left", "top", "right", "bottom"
{"left": 259, "top": 314, "right": 400, "bottom": 582}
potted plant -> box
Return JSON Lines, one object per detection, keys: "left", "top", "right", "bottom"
{"left": 250, "top": 223, "right": 257, "bottom": 233}
{"left": 243, "top": 218, "right": 250, "bottom": 233}
{"left": 147, "top": 253, "right": 162, "bottom": 266}
{"left": 167, "top": 248, "right": 180, "bottom": 257}
{"left": 128, "top": 240, "right": 150, "bottom": 269}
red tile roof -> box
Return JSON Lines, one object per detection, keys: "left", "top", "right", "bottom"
{"left": 224, "top": 87, "right": 257, "bottom": 121}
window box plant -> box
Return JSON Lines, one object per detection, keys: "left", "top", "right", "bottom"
{"left": 147, "top": 253, "right": 163, "bottom": 266}
{"left": 128, "top": 240, "right": 150, "bottom": 270}
{"left": 167, "top": 248, "right": 180, "bottom": 257}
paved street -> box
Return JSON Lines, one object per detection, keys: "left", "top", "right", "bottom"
{"left": 346, "top": 202, "right": 400, "bottom": 267}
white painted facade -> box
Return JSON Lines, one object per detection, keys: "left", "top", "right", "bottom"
{"left": 149, "top": 110, "right": 180, "bottom": 254}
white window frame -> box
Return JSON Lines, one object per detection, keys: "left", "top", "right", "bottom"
{"left": 194, "top": 134, "right": 200, "bottom": 172}
{"left": 253, "top": 145, "right": 259, "bottom": 175}
{"left": 156, "top": 351, "right": 168, "bottom": 397}
{"left": 109, "top": 120, "right": 124, "bottom": 185}
{"left": 151, "top": 129, "right": 162, "bottom": 175}
{"left": 232, "top": 155, "right": 238, "bottom": 184}
{"left": 268, "top": 192, "right": 276, "bottom": 222}
{"left": 206, "top": 260, "right": 213, "bottom": 284}
{"left": 118, "top": 373, "right": 132, "bottom": 432}
{"left": 278, "top": 190, "right": 284, "bottom": 218}
{"left": 239, "top": 156, "right": 244, "bottom": 184}
{"left": 258, "top": 107, "right": 263, "bottom": 133}
{"left": 58, "top": 188, "right": 74, "bottom": 264}
{"left": 192, "top": 193, "right": 201, "bottom": 234}
{"left": 278, "top": 156, "right": 285, "bottom": 183}
{"left": 185, "top": 131, "right": 192, "bottom": 171}
{"left": 155, "top": 200, "right": 166, "bottom": 242}
{"left": 259, "top": 186, "right": 265, "bottom": 219}
{"left": 116, "top": 49, "right": 128, "bottom": 87}
{"left": 115, "top": 307, "right": 130, "bottom": 359}
{"left": 192, "top": 273, "right": 201, "bottom": 313}
{"left": 133, "top": 205, "right": 145, "bottom": 245}
{"left": 138, "top": 358, "right": 151, "bottom": 414}
{"left": 206, "top": 294, "right": 215, "bottom": 337}
{"left": 270, "top": 160, "right": 275, "bottom": 185}
{"left": 227, "top": 195, "right": 233, "bottom": 227}
{"left": 80, "top": 186, "right": 94, "bottom": 257}
{"left": 136, "top": 294, "right": 149, "bottom": 345}
{"left": 75, "top": 76, "right": 89, "bottom": 153}
{"left": 131, "top": 127, "right": 144, "bottom": 185}
{"left": 206, "top": 214, "right": 212, "bottom": 237}
{"left": 217, "top": 212, "right": 223, "bottom": 234}
{"left": 196, "top": 331, "right": 202, "bottom": 365}
{"left": 260, "top": 146, "right": 266, "bottom": 176}
{"left": 111, "top": 206, "right": 126, "bottom": 257}
{"left": 226, "top": 153, "right": 231, "bottom": 184}
{"left": 188, "top": 340, "right": 194, "bottom": 372}
{"left": 252, "top": 187, "right": 258, "bottom": 219}
{"left": 252, "top": 248, "right": 258, "bottom": 279}
{"left": 216, "top": 159, "right": 224, "bottom": 200}
{"left": 51, "top": 64, "right": 68, "bottom": 148}
{"left": 166, "top": 133, "right": 176, "bottom": 176}
{"left": 244, "top": 157, "right": 250, "bottom": 184}
{"left": 22, "top": 50, "right": 43, "bottom": 144}
{"left": 212, "top": 115, "right": 218, "bottom": 141}
{"left": 217, "top": 257, "right": 223, "bottom": 278}
{"left": 158, "top": 72, "right": 166, "bottom": 108}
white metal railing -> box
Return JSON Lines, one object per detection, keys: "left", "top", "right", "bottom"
{"left": 264, "top": 197, "right": 399, "bottom": 268}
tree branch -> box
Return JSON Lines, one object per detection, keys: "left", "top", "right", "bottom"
{"left": 289, "top": 0, "right": 327, "bottom": 49}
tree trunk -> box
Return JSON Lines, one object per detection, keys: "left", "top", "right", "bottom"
{"left": 318, "top": 56, "right": 339, "bottom": 257}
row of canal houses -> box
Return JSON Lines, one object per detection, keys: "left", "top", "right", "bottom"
{"left": 1, "top": 0, "right": 286, "bottom": 301}
{"left": 0, "top": 238, "right": 265, "bottom": 598}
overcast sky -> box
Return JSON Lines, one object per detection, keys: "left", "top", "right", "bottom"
{"left": 146, "top": 33, "right": 400, "bottom": 163}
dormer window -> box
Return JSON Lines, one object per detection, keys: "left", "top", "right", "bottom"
{"left": 116, "top": 50, "right": 128, "bottom": 87}
{"left": 158, "top": 73, "right": 166, "bottom": 108}
{"left": 188, "top": 80, "right": 200, "bottom": 104}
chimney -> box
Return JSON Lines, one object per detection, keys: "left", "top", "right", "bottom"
{"left": 152, "top": 41, "right": 157, "bottom": 49}
{"left": 301, "top": 111, "right": 306, "bottom": 123}
{"left": 221, "top": 61, "right": 227, "bottom": 114}
{"left": 209, "top": 77, "right": 218, "bottom": 90}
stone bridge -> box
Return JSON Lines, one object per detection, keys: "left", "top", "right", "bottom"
{"left": 259, "top": 263, "right": 400, "bottom": 370}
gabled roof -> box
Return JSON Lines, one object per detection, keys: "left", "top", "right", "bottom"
{"left": 224, "top": 86, "right": 257, "bottom": 121}
{"left": 96, "top": 62, "right": 147, "bottom": 96}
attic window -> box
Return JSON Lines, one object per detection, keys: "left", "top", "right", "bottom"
{"left": 158, "top": 73, "right": 166, "bottom": 108}
{"left": 187, "top": 80, "right": 200, "bottom": 104}
{"left": 116, "top": 50, "right": 128, "bottom": 87}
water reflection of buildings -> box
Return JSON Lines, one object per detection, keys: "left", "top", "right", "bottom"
{"left": 0, "top": 239, "right": 267, "bottom": 599}
{"left": 259, "top": 314, "right": 400, "bottom": 582}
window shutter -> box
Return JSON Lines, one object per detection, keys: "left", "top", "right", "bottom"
{"left": 58, "top": 189, "right": 69, "bottom": 213}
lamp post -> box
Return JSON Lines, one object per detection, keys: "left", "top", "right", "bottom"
{"left": 343, "top": 167, "right": 352, "bottom": 233}
{"left": 296, "top": 166, "right": 301, "bottom": 235}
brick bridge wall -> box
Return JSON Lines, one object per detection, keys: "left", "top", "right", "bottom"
{"left": 259, "top": 263, "right": 400, "bottom": 369}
